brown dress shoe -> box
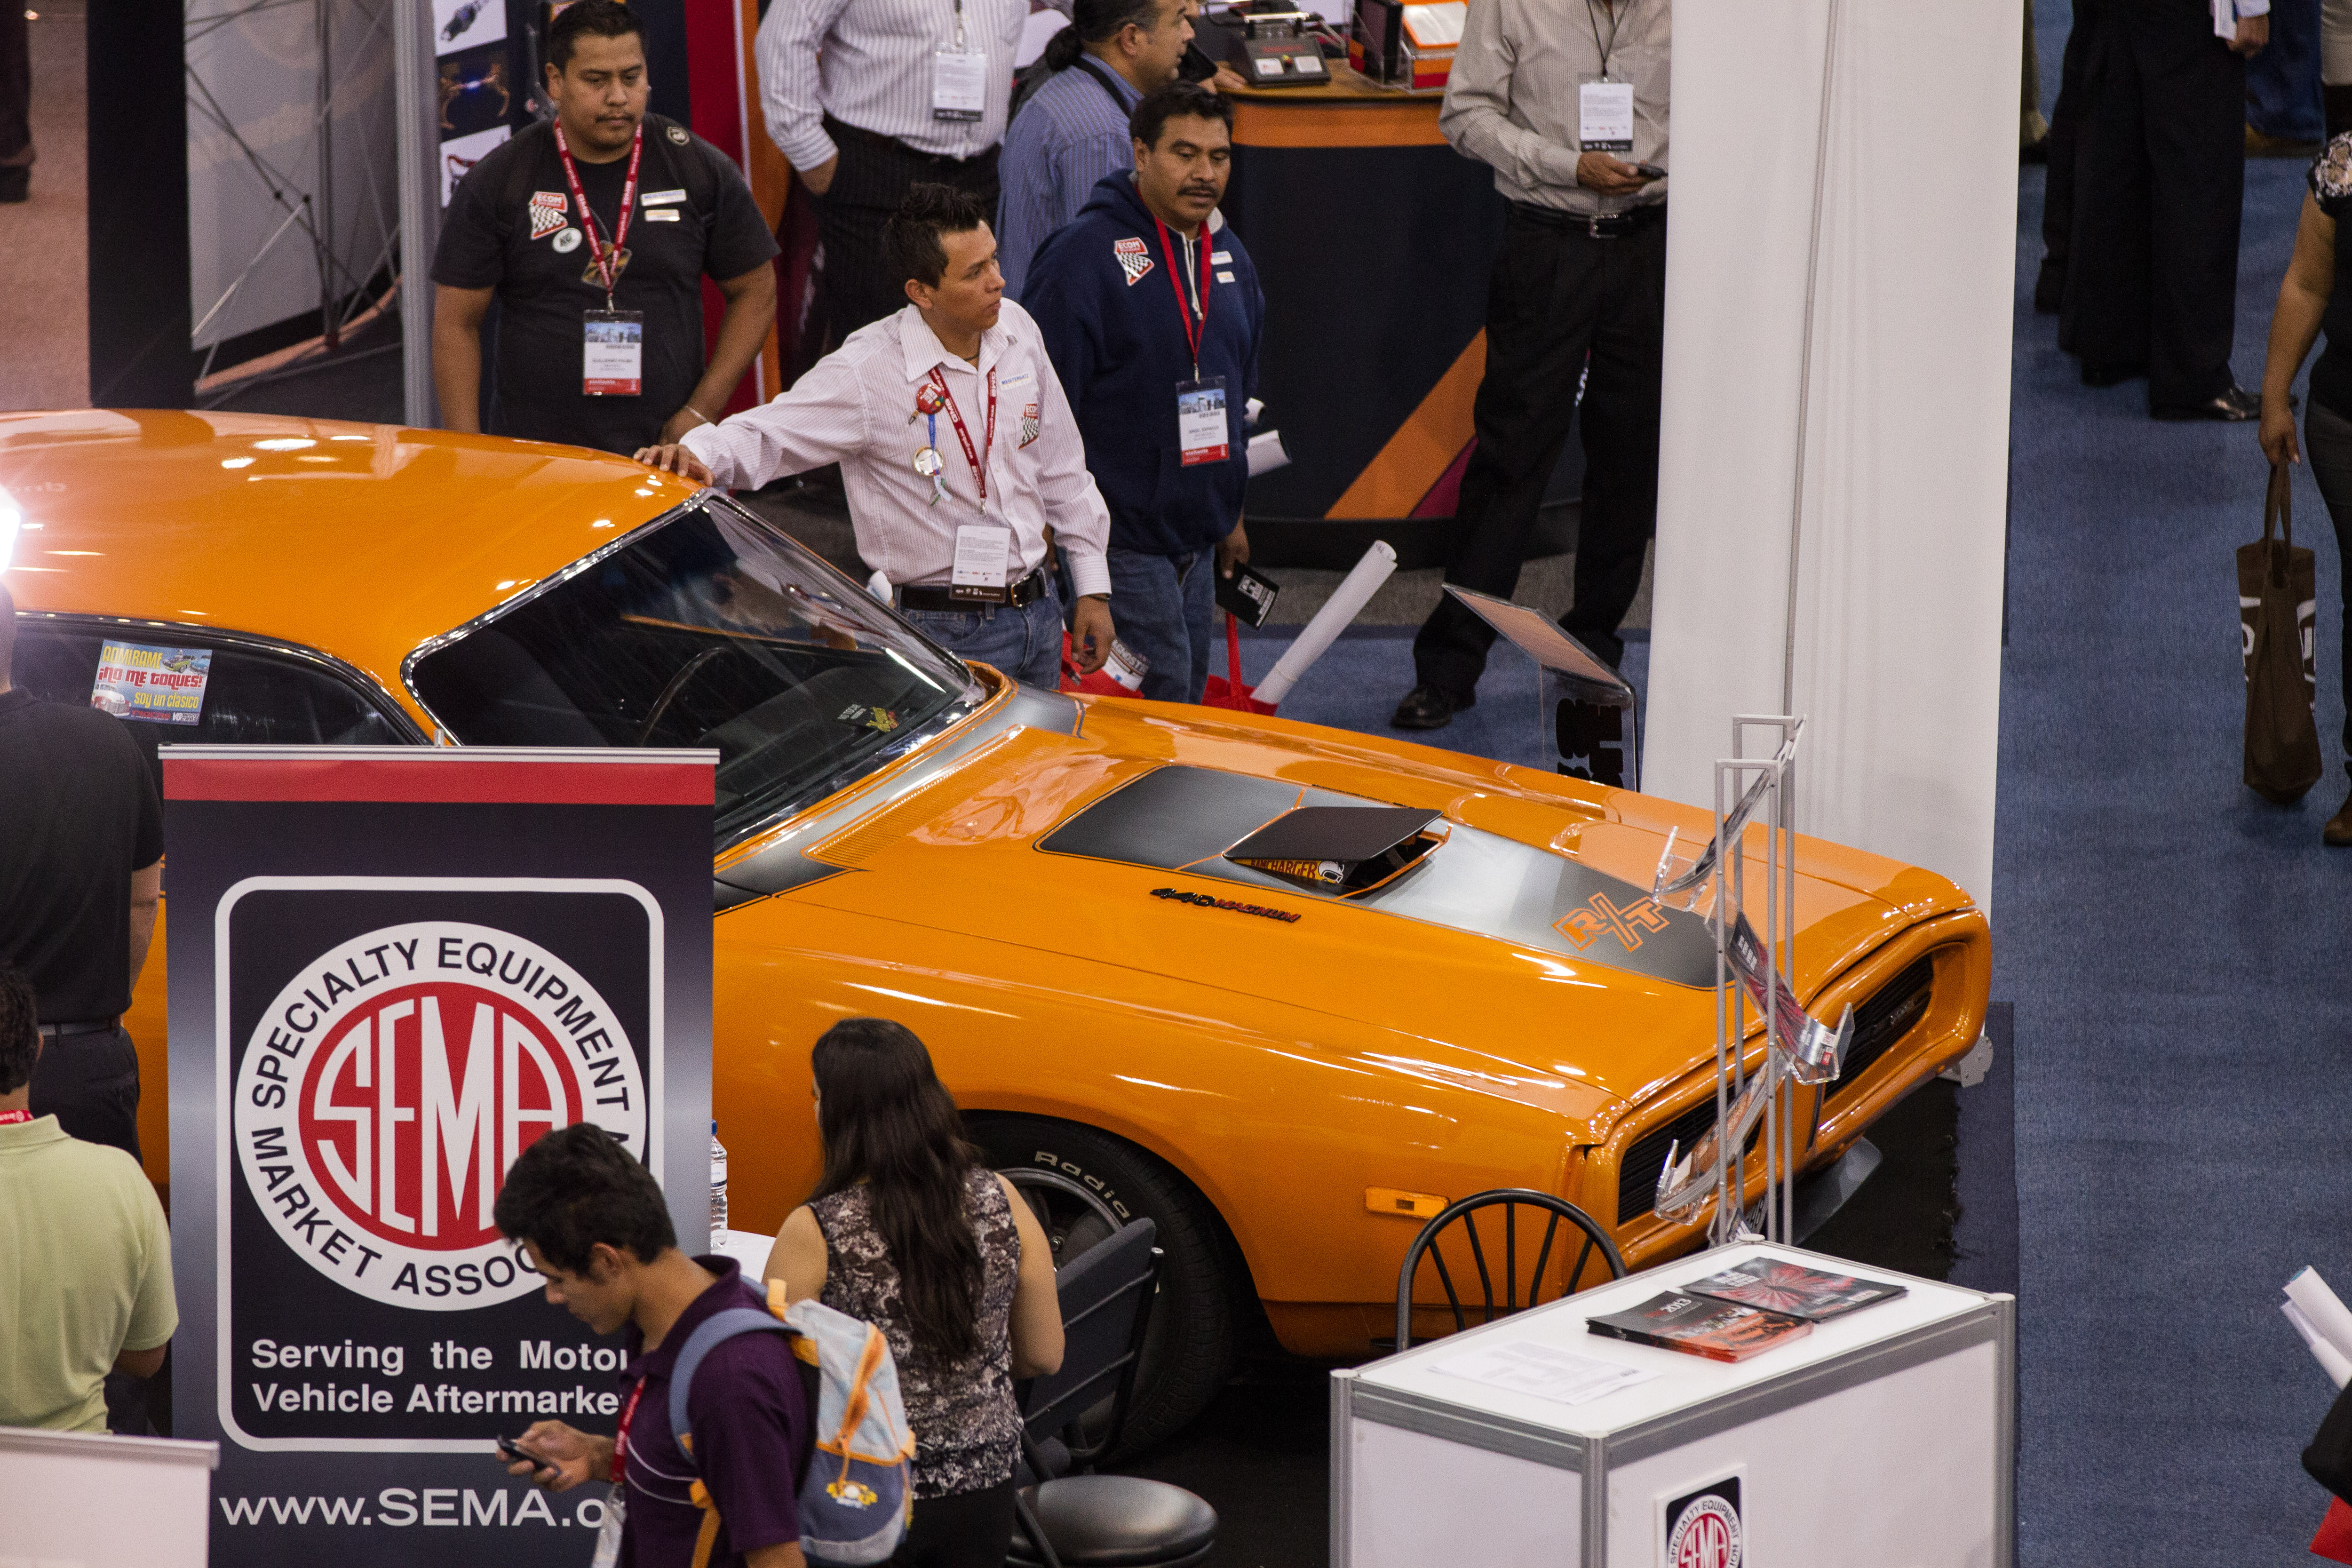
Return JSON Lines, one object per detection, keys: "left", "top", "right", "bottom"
{"left": 2327, "top": 788, "right": 2352, "bottom": 847}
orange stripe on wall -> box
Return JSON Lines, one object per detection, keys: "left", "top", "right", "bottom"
{"left": 1324, "top": 331, "right": 1485, "bottom": 520}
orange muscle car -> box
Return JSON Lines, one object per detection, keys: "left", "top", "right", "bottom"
{"left": 0, "top": 411, "right": 1989, "bottom": 1447}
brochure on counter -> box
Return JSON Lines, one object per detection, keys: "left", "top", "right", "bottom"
{"left": 1679, "top": 1258, "right": 1908, "bottom": 1321}
{"left": 1586, "top": 1293, "right": 1813, "bottom": 1363}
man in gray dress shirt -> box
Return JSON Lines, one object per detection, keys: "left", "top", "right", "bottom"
{"left": 1392, "top": 0, "right": 1669, "bottom": 729}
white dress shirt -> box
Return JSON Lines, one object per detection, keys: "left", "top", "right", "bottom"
{"left": 756, "top": 0, "right": 1029, "bottom": 172}
{"left": 1440, "top": 0, "right": 1669, "bottom": 216}
{"left": 682, "top": 300, "right": 1114, "bottom": 598}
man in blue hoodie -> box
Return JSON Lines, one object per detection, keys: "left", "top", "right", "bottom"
{"left": 1024, "top": 81, "right": 1263, "bottom": 703}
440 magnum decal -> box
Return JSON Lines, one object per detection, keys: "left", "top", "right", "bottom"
{"left": 1149, "top": 887, "right": 1300, "bottom": 923}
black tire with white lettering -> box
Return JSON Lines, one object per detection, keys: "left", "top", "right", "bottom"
{"left": 969, "top": 1115, "right": 1238, "bottom": 1454}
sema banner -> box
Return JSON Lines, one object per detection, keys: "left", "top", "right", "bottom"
{"left": 164, "top": 747, "right": 714, "bottom": 1566}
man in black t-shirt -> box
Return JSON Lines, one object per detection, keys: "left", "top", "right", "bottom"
{"left": 431, "top": 0, "right": 780, "bottom": 456}
{"left": 0, "top": 584, "right": 162, "bottom": 1162}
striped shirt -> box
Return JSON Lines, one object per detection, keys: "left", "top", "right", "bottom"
{"left": 1440, "top": 0, "right": 1669, "bottom": 215}
{"left": 756, "top": 0, "right": 1032, "bottom": 172}
{"left": 679, "top": 300, "right": 1113, "bottom": 597}
{"left": 999, "top": 57, "right": 1142, "bottom": 301}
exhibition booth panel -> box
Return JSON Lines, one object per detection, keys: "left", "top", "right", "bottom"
{"left": 1332, "top": 1242, "right": 2013, "bottom": 1567}
{"left": 0, "top": 1426, "right": 220, "bottom": 1568}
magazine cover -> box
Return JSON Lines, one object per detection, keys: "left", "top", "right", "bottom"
{"left": 1586, "top": 1292, "right": 1812, "bottom": 1362}
{"left": 1681, "top": 1258, "right": 1909, "bottom": 1321}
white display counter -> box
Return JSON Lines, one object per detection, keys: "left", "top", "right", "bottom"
{"left": 0, "top": 1425, "right": 219, "bottom": 1568}
{"left": 1331, "top": 1242, "right": 2013, "bottom": 1567}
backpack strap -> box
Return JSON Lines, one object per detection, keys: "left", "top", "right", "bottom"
{"left": 668, "top": 1297, "right": 798, "bottom": 1568}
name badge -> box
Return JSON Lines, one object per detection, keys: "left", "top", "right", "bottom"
{"left": 950, "top": 523, "right": 1015, "bottom": 600}
{"left": 1176, "top": 378, "right": 1229, "bottom": 468}
{"left": 583, "top": 310, "right": 644, "bottom": 397}
{"left": 933, "top": 49, "right": 988, "bottom": 121}
{"left": 1578, "top": 76, "right": 1634, "bottom": 152}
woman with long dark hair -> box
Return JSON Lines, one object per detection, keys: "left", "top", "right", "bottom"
{"left": 764, "top": 1019, "right": 1063, "bottom": 1568}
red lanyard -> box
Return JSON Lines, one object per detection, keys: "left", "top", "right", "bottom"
{"left": 612, "top": 1377, "right": 645, "bottom": 1476}
{"left": 926, "top": 365, "right": 997, "bottom": 505}
{"left": 0, "top": 1110, "right": 32, "bottom": 1126}
{"left": 553, "top": 120, "right": 644, "bottom": 303}
{"left": 1151, "top": 215, "right": 1212, "bottom": 379}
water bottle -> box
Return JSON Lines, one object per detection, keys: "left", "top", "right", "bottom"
{"left": 709, "top": 1121, "right": 729, "bottom": 1246}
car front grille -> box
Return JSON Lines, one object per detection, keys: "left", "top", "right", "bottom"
{"left": 1615, "top": 1093, "right": 1761, "bottom": 1226}
{"left": 1825, "top": 956, "right": 1936, "bottom": 1101}
{"left": 1612, "top": 954, "right": 1939, "bottom": 1225}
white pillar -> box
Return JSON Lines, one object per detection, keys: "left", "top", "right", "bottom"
{"left": 1643, "top": 0, "right": 2019, "bottom": 912}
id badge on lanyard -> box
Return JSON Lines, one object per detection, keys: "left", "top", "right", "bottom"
{"left": 583, "top": 310, "right": 644, "bottom": 396}
{"left": 1176, "top": 379, "right": 1228, "bottom": 467}
{"left": 933, "top": 0, "right": 987, "bottom": 121}
{"left": 950, "top": 524, "right": 1015, "bottom": 598}
{"left": 1578, "top": 74, "right": 1634, "bottom": 152}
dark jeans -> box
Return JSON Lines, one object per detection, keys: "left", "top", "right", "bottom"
{"left": 816, "top": 119, "right": 1001, "bottom": 349}
{"left": 1413, "top": 207, "right": 1664, "bottom": 697}
{"left": 2249, "top": 0, "right": 2326, "bottom": 143}
{"left": 899, "top": 581, "right": 1065, "bottom": 689}
{"left": 2301, "top": 398, "right": 2352, "bottom": 767}
{"left": 30, "top": 1023, "right": 141, "bottom": 1161}
{"left": 1105, "top": 547, "right": 1216, "bottom": 703}
{"left": 890, "top": 1480, "right": 1017, "bottom": 1568}
{"left": 2059, "top": 2, "right": 2246, "bottom": 407}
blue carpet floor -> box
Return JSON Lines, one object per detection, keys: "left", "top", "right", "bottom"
{"left": 2001, "top": 6, "right": 2352, "bottom": 1560}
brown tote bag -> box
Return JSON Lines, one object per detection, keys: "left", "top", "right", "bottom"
{"left": 2239, "top": 461, "right": 2322, "bottom": 804}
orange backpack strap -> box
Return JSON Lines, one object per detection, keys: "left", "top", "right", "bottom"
{"left": 686, "top": 1480, "right": 723, "bottom": 1568}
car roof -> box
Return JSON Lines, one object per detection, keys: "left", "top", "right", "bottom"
{"left": 0, "top": 410, "right": 699, "bottom": 714}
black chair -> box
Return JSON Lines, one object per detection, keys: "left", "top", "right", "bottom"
{"left": 1394, "top": 1188, "right": 1627, "bottom": 1352}
{"left": 1007, "top": 1218, "right": 1217, "bottom": 1568}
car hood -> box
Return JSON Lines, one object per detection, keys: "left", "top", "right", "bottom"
{"left": 715, "top": 685, "right": 1974, "bottom": 1135}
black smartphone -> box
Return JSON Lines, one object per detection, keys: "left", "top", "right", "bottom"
{"left": 1632, "top": 162, "right": 1667, "bottom": 179}
{"left": 498, "top": 1435, "right": 555, "bottom": 1471}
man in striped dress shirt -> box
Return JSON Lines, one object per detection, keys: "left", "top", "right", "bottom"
{"left": 757, "top": 0, "right": 1030, "bottom": 349}
{"left": 635, "top": 185, "right": 1118, "bottom": 690}
{"left": 996, "top": 0, "right": 1193, "bottom": 300}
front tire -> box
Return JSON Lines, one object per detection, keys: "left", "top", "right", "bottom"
{"left": 970, "top": 1115, "right": 1238, "bottom": 1453}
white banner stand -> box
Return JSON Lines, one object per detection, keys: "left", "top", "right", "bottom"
{"left": 1331, "top": 1242, "right": 2013, "bottom": 1567}
{"left": 0, "top": 1426, "right": 220, "bottom": 1568}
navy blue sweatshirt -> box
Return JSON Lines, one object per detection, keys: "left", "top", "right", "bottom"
{"left": 1023, "top": 174, "right": 1265, "bottom": 557}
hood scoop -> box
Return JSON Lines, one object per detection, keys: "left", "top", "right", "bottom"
{"left": 1224, "top": 806, "right": 1445, "bottom": 896}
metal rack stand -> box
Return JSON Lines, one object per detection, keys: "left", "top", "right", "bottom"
{"left": 1648, "top": 714, "right": 1851, "bottom": 1246}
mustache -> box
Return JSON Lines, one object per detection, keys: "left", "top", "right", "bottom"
{"left": 1179, "top": 182, "right": 1219, "bottom": 198}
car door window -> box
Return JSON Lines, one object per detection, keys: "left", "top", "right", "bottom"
{"left": 13, "top": 626, "right": 412, "bottom": 785}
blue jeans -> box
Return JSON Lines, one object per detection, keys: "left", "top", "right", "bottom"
{"left": 1105, "top": 548, "right": 1216, "bottom": 703}
{"left": 899, "top": 581, "right": 1065, "bottom": 689}
{"left": 2249, "top": 0, "right": 2325, "bottom": 143}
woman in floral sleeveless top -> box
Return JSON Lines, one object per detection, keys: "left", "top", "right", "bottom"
{"left": 766, "top": 1019, "right": 1064, "bottom": 1568}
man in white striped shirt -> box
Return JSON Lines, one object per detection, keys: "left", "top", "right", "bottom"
{"left": 636, "top": 185, "right": 1116, "bottom": 689}
{"left": 757, "top": 0, "right": 1029, "bottom": 348}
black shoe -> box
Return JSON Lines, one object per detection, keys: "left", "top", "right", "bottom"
{"left": 2151, "top": 383, "right": 2260, "bottom": 422}
{"left": 1391, "top": 683, "right": 1469, "bottom": 731}
{"left": 2081, "top": 360, "right": 2145, "bottom": 388}
{"left": 2020, "top": 136, "right": 2050, "bottom": 165}
{"left": 2327, "top": 785, "right": 2352, "bottom": 847}
{"left": 2032, "top": 260, "right": 2065, "bottom": 315}
{"left": 0, "top": 165, "right": 25, "bottom": 204}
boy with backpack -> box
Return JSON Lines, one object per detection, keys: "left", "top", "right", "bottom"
{"left": 492, "top": 1123, "right": 911, "bottom": 1568}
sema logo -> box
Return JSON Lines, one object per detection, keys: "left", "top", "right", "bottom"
{"left": 1661, "top": 1476, "right": 1742, "bottom": 1568}
{"left": 234, "top": 922, "right": 645, "bottom": 1309}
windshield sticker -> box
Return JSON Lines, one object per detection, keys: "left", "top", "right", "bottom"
{"left": 838, "top": 703, "right": 900, "bottom": 734}
{"left": 92, "top": 639, "right": 212, "bottom": 724}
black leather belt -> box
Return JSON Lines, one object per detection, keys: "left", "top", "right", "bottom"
{"left": 824, "top": 115, "right": 1000, "bottom": 172}
{"left": 898, "top": 566, "right": 1050, "bottom": 613}
{"left": 1510, "top": 199, "right": 1666, "bottom": 239}
{"left": 39, "top": 1018, "right": 118, "bottom": 1039}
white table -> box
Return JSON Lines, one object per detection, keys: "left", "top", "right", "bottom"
{"left": 0, "top": 1425, "right": 219, "bottom": 1568}
{"left": 1331, "top": 1242, "right": 2013, "bottom": 1567}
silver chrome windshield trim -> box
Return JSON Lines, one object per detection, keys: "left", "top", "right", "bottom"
{"left": 396, "top": 487, "right": 987, "bottom": 848}
{"left": 14, "top": 610, "right": 430, "bottom": 743}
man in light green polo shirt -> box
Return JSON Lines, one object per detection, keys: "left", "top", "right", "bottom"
{"left": 0, "top": 963, "right": 175, "bottom": 1431}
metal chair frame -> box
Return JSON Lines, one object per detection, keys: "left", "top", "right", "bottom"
{"left": 1393, "top": 1188, "right": 1627, "bottom": 1352}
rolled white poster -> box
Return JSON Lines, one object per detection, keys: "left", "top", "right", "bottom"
{"left": 2285, "top": 1300, "right": 2352, "bottom": 1388}
{"left": 867, "top": 568, "right": 892, "bottom": 603}
{"left": 1247, "top": 430, "right": 1291, "bottom": 477}
{"left": 2286, "top": 1266, "right": 2352, "bottom": 1365}
{"left": 1252, "top": 539, "right": 1398, "bottom": 706}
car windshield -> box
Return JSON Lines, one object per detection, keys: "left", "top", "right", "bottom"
{"left": 408, "top": 496, "right": 981, "bottom": 841}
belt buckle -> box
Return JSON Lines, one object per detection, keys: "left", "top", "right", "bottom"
{"left": 1586, "top": 213, "right": 1627, "bottom": 239}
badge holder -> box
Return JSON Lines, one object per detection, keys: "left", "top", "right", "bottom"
{"left": 1577, "top": 72, "right": 1634, "bottom": 152}
{"left": 933, "top": 0, "right": 986, "bottom": 121}
{"left": 1176, "top": 378, "right": 1230, "bottom": 467}
{"left": 583, "top": 309, "right": 644, "bottom": 397}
